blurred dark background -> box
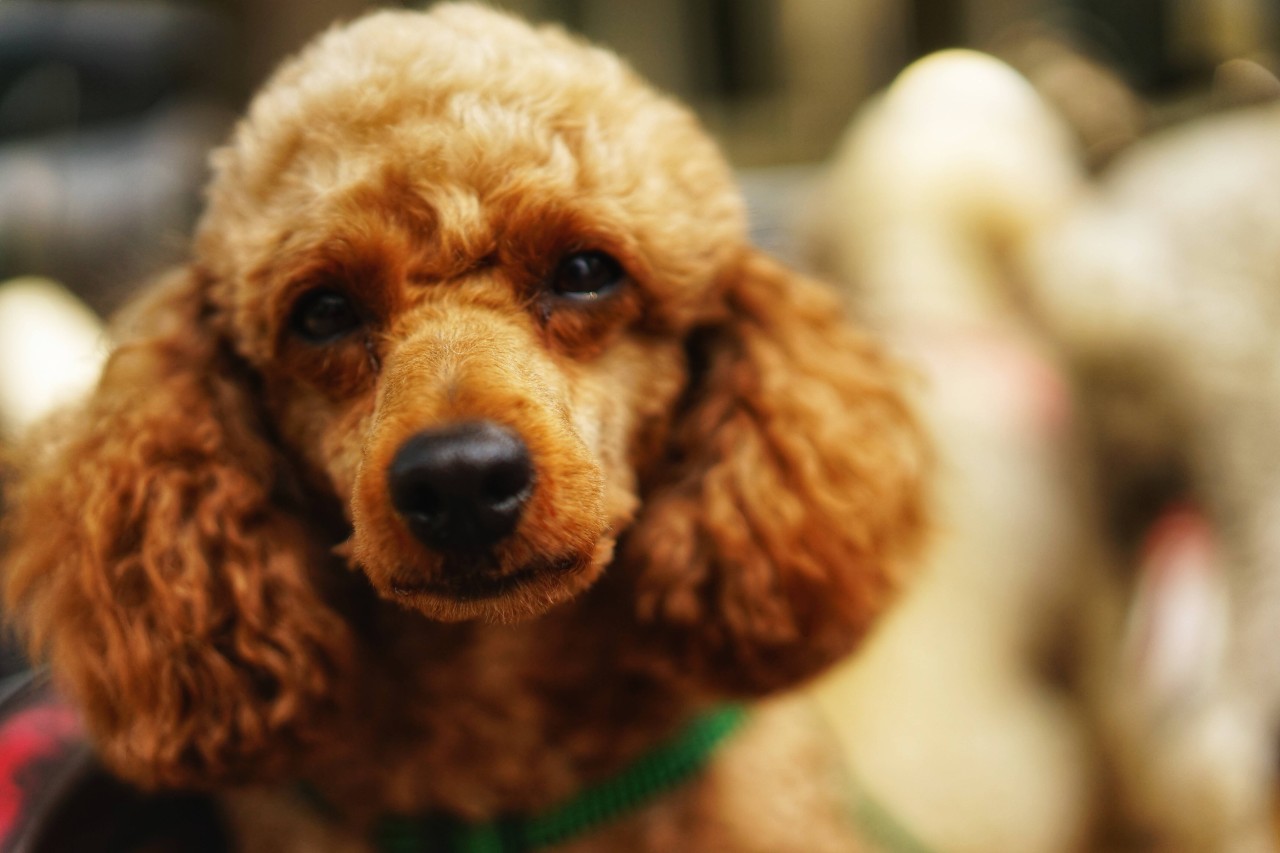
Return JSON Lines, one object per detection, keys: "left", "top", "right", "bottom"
{"left": 0, "top": 0, "right": 1276, "bottom": 318}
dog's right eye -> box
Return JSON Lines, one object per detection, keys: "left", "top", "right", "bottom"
{"left": 290, "top": 289, "right": 362, "bottom": 343}
{"left": 549, "top": 251, "right": 626, "bottom": 301}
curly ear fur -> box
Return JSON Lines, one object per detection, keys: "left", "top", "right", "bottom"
{"left": 627, "top": 250, "right": 929, "bottom": 694}
{"left": 2, "top": 269, "right": 353, "bottom": 789}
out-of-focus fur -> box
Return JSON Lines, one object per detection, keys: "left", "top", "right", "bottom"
{"left": 810, "top": 51, "right": 1100, "bottom": 853}
{"left": 0, "top": 5, "right": 928, "bottom": 850}
{"left": 816, "top": 43, "right": 1280, "bottom": 853}
{"left": 1026, "top": 96, "right": 1280, "bottom": 852}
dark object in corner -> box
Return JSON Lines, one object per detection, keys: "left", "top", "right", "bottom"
{"left": 0, "top": 671, "right": 229, "bottom": 853}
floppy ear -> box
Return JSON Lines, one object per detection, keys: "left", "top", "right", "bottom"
{"left": 626, "top": 250, "right": 929, "bottom": 695}
{"left": 2, "top": 269, "right": 353, "bottom": 789}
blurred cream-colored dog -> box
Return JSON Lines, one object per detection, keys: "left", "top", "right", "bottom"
{"left": 810, "top": 50, "right": 1100, "bottom": 853}
{"left": 814, "top": 49, "right": 1280, "bottom": 852}
{"left": 1025, "top": 93, "right": 1280, "bottom": 852}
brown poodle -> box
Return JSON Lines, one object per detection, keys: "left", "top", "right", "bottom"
{"left": 1, "top": 5, "right": 928, "bottom": 851}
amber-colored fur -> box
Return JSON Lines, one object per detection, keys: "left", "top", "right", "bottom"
{"left": 1, "top": 5, "right": 927, "bottom": 850}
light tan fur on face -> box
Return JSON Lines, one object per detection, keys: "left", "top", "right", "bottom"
{"left": 350, "top": 295, "right": 610, "bottom": 622}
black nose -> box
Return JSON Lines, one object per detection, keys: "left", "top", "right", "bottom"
{"left": 387, "top": 421, "right": 534, "bottom": 552}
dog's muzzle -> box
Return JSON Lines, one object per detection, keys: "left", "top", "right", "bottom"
{"left": 387, "top": 420, "right": 534, "bottom": 552}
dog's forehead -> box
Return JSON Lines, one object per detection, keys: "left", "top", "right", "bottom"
{"left": 194, "top": 3, "right": 747, "bottom": 290}
{"left": 213, "top": 6, "right": 726, "bottom": 212}
{"left": 196, "top": 4, "right": 747, "bottom": 326}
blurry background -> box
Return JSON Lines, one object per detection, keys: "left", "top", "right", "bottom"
{"left": 0, "top": 0, "right": 1277, "bottom": 315}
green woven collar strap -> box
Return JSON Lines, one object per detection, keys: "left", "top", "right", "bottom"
{"left": 375, "top": 705, "right": 747, "bottom": 853}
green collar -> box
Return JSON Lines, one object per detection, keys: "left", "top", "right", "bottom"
{"left": 371, "top": 705, "right": 747, "bottom": 853}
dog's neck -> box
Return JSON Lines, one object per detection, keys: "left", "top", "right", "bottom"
{"left": 300, "top": 563, "right": 708, "bottom": 825}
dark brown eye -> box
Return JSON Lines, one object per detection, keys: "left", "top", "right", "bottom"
{"left": 290, "top": 289, "right": 361, "bottom": 343}
{"left": 549, "top": 251, "right": 625, "bottom": 300}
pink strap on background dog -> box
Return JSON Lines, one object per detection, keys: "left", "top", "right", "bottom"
{"left": 1126, "top": 503, "right": 1226, "bottom": 708}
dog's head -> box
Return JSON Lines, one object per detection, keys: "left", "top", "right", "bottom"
{"left": 195, "top": 6, "right": 747, "bottom": 622}
{"left": 4, "top": 4, "right": 927, "bottom": 787}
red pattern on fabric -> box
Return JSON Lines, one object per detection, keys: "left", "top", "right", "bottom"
{"left": 0, "top": 703, "right": 82, "bottom": 841}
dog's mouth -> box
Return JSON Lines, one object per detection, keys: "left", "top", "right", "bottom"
{"left": 389, "top": 553, "right": 585, "bottom": 604}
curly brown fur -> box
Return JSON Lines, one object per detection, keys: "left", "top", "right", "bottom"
{"left": 2, "top": 5, "right": 927, "bottom": 849}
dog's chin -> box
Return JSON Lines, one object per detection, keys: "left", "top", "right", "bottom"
{"left": 379, "top": 552, "right": 603, "bottom": 623}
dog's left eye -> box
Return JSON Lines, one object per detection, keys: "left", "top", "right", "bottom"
{"left": 290, "top": 289, "right": 362, "bottom": 343}
{"left": 549, "top": 251, "right": 625, "bottom": 300}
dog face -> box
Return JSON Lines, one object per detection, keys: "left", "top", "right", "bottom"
{"left": 4, "top": 3, "right": 927, "bottom": 789}
{"left": 196, "top": 6, "right": 748, "bottom": 621}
